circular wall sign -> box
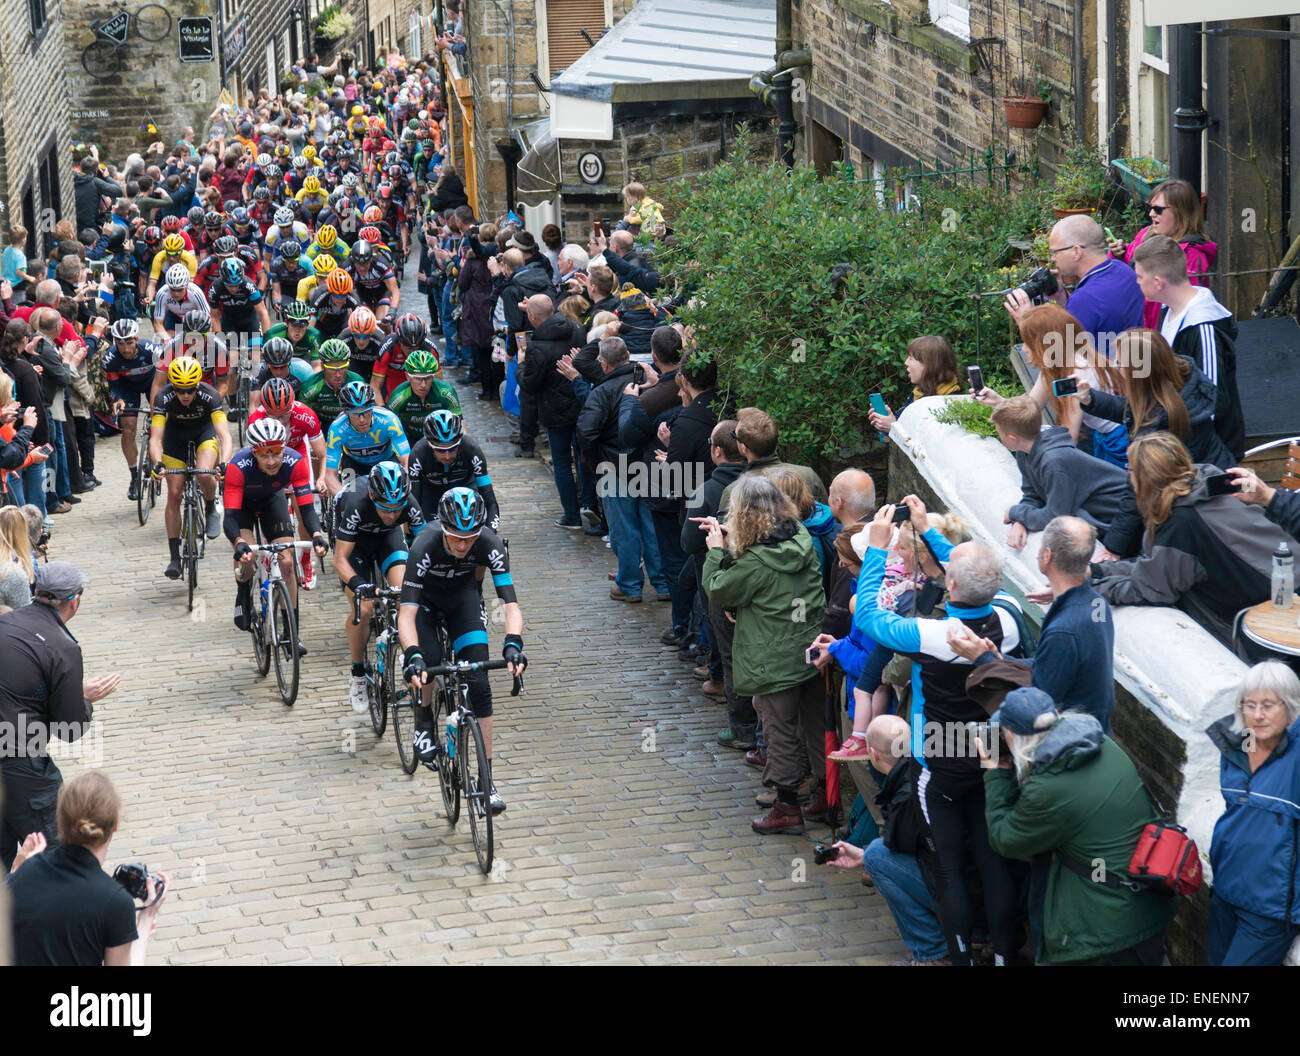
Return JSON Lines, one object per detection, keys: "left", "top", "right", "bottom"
{"left": 577, "top": 151, "right": 605, "bottom": 185}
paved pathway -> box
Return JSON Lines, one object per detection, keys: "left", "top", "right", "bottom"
{"left": 50, "top": 272, "right": 904, "bottom": 964}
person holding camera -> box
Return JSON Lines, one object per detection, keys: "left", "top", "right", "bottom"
{"left": 6, "top": 770, "right": 167, "bottom": 965}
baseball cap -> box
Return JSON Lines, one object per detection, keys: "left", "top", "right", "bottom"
{"left": 989, "top": 686, "right": 1059, "bottom": 736}
{"left": 34, "top": 561, "right": 89, "bottom": 599}
{"left": 506, "top": 231, "right": 537, "bottom": 252}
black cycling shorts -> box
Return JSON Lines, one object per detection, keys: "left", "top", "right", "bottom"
{"left": 413, "top": 585, "right": 492, "bottom": 717}
{"left": 161, "top": 423, "right": 217, "bottom": 464}
{"left": 230, "top": 491, "right": 295, "bottom": 541}
{"left": 344, "top": 527, "right": 408, "bottom": 580}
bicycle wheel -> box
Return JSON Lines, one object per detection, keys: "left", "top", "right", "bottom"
{"left": 460, "top": 710, "right": 493, "bottom": 873}
{"left": 182, "top": 501, "right": 198, "bottom": 611}
{"left": 136, "top": 443, "right": 153, "bottom": 526}
{"left": 251, "top": 574, "right": 272, "bottom": 676}
{"left": 134, "top": 3, "right": 172, "bottom": 41}
{"left": 81, "top": 40, "right": 122, "bottom": 80}
{"left": 433, "top": 684, "right": 459, "bottom": 824}
{"left": 269, "top": 578, "right": 299, "bottom": 706}
{"left": 387, "top": 633, "right": 417, "bottom": 773}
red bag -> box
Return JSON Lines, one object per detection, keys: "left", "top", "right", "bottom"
{"left": 1127, "top": 821, "right": 1202, "bottom": 896}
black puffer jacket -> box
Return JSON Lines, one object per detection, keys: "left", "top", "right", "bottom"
{"left": 520, "top": 313, "right": 586, "bottom": 429}
{"left": 496, "top": 263, "right": 553, "bottom": 338}
{"left": 576, "top": 362, "right": 637, "bottom": 466}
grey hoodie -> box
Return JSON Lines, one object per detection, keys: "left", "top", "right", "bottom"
{"left": 1007, "top": 425, "right": 1130, "bottom": 533}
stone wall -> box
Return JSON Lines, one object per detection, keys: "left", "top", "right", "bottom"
{"left": 62, "top": 0, "right": 221, "bottom": 173}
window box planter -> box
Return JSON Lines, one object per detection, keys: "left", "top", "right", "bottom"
{"left": 1111, "top": 157, "right": 1169, "bottom": 201}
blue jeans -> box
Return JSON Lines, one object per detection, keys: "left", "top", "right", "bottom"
{"left": 50, "top": 418, "right": 71, "bottom": 501}
{"left": 18, "top": 462, "right": 45, "bottom": 515}
{"left": 546, "top": 426, "right": 595, "bottom": 523}
{"left": 1207, "top": 891, "right": 1300, "bottom": 966}
{"left": 602, "top": 493, "right": 667, "bottom": 597}
{"left": 439, "top": 281, "right": 462, "bottom": 366}
{"left": 863, "top": 838, "right": 948, "bottom": 962}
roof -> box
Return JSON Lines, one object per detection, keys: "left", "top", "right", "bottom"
{"left": 550, "top": 0, "right": 776, "bottom": 107}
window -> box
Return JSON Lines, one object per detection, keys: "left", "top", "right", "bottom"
{"left": 28, "top": 0, "right": 47, "bottom": 38}
{"left": 928, "top": 0, "right": 970, "bottom": 41}
{"left": 1134, "top": 18, "right": 1169, "bottom": 165}
{"left": 545, "top": 0, "right": 606, "bottom": 77}
{"left": 36, "top": 136, "right": 61, "bottom": 258}
{"left": 223, "top": 0, "right": 241, "bottom": 23}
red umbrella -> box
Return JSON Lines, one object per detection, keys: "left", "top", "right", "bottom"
{"left": 823, "top": 668, "right": 842, "bottom": 833}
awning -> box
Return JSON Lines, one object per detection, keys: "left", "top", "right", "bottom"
{"left": 1143, "top": 0, "right": 1300, "bottom": 23}
{"left": 514, "top": 119, "right": 561, "bottom": 206}
{"left": 549, "top": 0, "right": 776, "bottom": 141}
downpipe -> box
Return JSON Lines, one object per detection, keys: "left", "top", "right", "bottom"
{"left": 750, "top": 49, "right": 811, "bottom": 168}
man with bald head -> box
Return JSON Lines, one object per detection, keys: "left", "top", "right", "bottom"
{"left": 1004, "top": 214, "right": 1142, "bottom": 361}
{"left": 827, "top": 714, "right": 947, "bottom": 965}
{"left": 602, "top": 227, "right": 660, "bottom": 293}
{"left": 518, "top": 291, "right": 588, "bottom": 527}
{"left": 950, "top": 515, "right": 1116, "bottom": 731}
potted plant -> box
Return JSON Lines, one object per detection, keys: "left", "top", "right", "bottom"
{"left": 1111, "top": 155, "right": 1169, "bottom": 201}
{"left": 1051, "top": 140, "right": 1109, "bottom": 217}
{"left": 1004, "top": 18, "right": 1051, "bottom": 130}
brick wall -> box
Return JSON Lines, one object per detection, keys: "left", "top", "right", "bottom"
{"left": 794, "top": 0, "right": 1089, "bottom": 180}
{"left": 0, "top": 2, "right": 73, "bottom": 245}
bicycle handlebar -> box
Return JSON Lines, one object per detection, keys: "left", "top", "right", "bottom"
{"left": 425, "top": 658, "right": 524, "bottom": 697}
{"left": 159, "top": 467, "right": 222, "bottom": 476}
{"left": 247, "top": 540, "right": 315, "bottom": 554}
{"left": 351, "top": 586, "right": 402, "bottom": 624}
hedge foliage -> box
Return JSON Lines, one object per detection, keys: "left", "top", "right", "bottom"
{"left": 659, "top": 132, "right": 1054, "bottom": 472}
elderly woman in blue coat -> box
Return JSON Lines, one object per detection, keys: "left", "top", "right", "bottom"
{"left": 1206, "top": 660, "right": 1300, "bottom": 965}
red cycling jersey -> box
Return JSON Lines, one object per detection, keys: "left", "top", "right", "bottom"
{"left": 223, "top": 445, "right": 314, "bottom": 512}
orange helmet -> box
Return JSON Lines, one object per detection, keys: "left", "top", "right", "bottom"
{"left": 348, "top": 306, "right": 377, "bottom": 335}
{"left": 326, "top": 268, "right": 353, "bottom": 296}
{"left": 362, "top": 206, "right": 383, "bottom": 224}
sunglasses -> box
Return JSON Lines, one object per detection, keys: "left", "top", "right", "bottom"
{"left": 1147, "top": 203, "right": 1169, "bottom": 216}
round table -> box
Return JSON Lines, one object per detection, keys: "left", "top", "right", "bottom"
{"left": 1240, "top": 600, "right": 1300, "bottom": 657}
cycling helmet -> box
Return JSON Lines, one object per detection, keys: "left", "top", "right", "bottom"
{"left": 165, "top": 263, "right": 191, "bottom": 290}
{"left": 312, "top": 254, "right": 338, "bottom": 277}
{"left": 318, "top": 338, "right": 350, "bottom": 368}
{"left": 325, "top": 269, "right": 353, "bottom": 295}
{"left": 342, "top": 172, "right": 358, "bottom": 188}
{"left": 368, "top": 461, "right": 409, "bottom": 509}
{"left": 259, "top": 378, "right": 296, "bottom": 416}
{"left": 340, "top": 379, "right": 375, "bottom": 413}
{"left": 264, "top": 163, "right": 282, "bottom": 180}
{"left": 256, "top": 152, "right": 272, "bottom": 168}
{"left": 377, "top": 184, "right": 393, "bottom": 200}
{"left": 282, "top": 299, "right": 312, "bottom": 323}
{"left": 263, "top": 336, "right": 294, "bottom": 367}
{"left": 351, "top": 104, "right": 364, "bottom": 117}
{"left": 274, "top": 207, "right": 294, "bottom": 226}
{"left": 144, "top": 225, "right": 162, "bottom": 246}
{"left": 182, "top": 308, "right": 211, "bottom": 333}
{"left": 347, "top": 306, "right": 377, "bottom": 335}
{"left": 362, "top": 206, "right": 383, "bottom": 224}
{"left": 275, "top": 144, "right": 291, "bottom": 158}
{"left": 231, "top": 206, "right": 252, "bottom": 229}
{"left": 291, "top": 154, "right": 307, "bottom": 169}
{"left": 220, "top": 258, "right": 245, "bottom": 285}
{"left": 167, "top": 355, "right": 204, "bottom": 388}
{"left": 316, "top": 225, "right": 338, "bottom": 249}
{"left": 394, "top": 314, "right": 427, "bottom": 347}
{"left": 252, "top": 185, "right": 271, "bottom": 201}
{"left": 385, "top": 151, "right": 401, "bottom": 166}
{"left": 287, "top": 198, "right": 305, "bottom": 218}
{"left": 216, "top": 235, "right": 241, "bottom": 257}
{"left": 186, "top": 206, "right": 205, "bottom": 225}
{"left": 110, "top": 317, "right": 140, "bottom": 341}
{"left": 222, "top": 199, "right": 238, "bottom": 216}
{"left": 358, "top": 226, "right": 382, "bottom": 246}
{"left": 303, "top": 175, "right": 321, "bottom": 194}
{"left": 352, "top": 239, "right": 375, "bottom": 262}
{"left": 302, "top": 145, "right": 317, "bottom": 161}
{"left": 404, "top": 349, "right": 439, "bottom": 378}
{"left": 161, "top": 215, "right": 184, "bottom": 233}
{"left": 279, "top": 239, "right": 303, "bottom": 261}
{"left": 246, "top": 416, "right": 288, "bottom": 452}
{"left": 204, "top": 210, "right": 223, "bottom": 228}
{"left": 437, "top": 486, "right": 487, "bottom": 534}
{"left": 162, "top": 233, "right": 185, "bottom": 254}
{"left": 423, "top": 409, "right": 463, "bottom": 448}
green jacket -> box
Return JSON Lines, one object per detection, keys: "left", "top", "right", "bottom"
{"left": 702, "top": 521, "right": 826, "bottom": 696}
{"left": 983, "top": 714, "right": 1177, "bottom": 963}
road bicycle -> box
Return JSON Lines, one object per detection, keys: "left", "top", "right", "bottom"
{"left": 352, "top": 584, "right": 417, "bottom": 773}
{"left": 81, "top": 3, "right": 173, "bottom": 79}
{"left": 422, "top": 621, "right": 523, "bottom": 874}
{"left": 134, "top": 416, "right": 160, "bottom": 526}
{"left": 157, "top": 443, "right": 220, "bottom": 611}
{"left": 246, "top": 540, "right": 312, "bottom": 706}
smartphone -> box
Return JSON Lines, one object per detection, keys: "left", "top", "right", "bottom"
{"left": 868, "top": 392, "right": 889, "bottom": 442}
{"left": 1052, "top": 376, "right": 1079, "bottom": 397}
{"left": 1205, "top": 474, "right": 1243, "bottom": 497}
{"left": 966, "top": 365, "right": 984, "bottom": 393}
{"left": 88, "top": 260, "right": 107, "bottom": 277}
{"left": 813, "top": 844, "right": 840, "bottom": 865}
{"left": 37, "top": 444, "right": 54, "bottom": 456}
{"left": 805, "top": 646, "right": 817, "bottom": 665}
{"left": 891, "top": 505, "right": 911, "bottom": 525}
{"left": 592, "top": 217, "right": 604, "bottom": 238}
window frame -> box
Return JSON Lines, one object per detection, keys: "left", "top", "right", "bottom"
{"left": 928, "top": 0, "right": 970, "bottom": 42}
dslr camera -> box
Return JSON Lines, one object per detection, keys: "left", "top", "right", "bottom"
{"left": 113, "top": 862, "right": 165, "bottom": 904}
{"left": 1013, "top": 267, "right": 1059, "bottom": 301}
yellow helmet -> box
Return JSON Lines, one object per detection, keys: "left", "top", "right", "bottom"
{"left": 372, "top": 81, "right": 383, "bottom": 92}
{"left": 167, "top": 355, "right": 203, "bottom": 388}
{"left": 313, "top": 253, "right": 338, "bottom": 276}
{"left": 351, "top": 104, "right": 364, "bottom": 117}
{"left": 302, "top": 145, "right": 317, "bottom": 161}
{"left": 303, "top": 175, "right": 321, "bottom": 194}
{"left": 316, "top": 224, "right": 337, "bottom": 249}
{"left": 162, "top": 233, "right": 185, "bottom": 254}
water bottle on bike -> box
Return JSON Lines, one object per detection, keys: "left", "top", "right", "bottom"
{"left": 446, "top": 709, "right": 458, "bottom": 761}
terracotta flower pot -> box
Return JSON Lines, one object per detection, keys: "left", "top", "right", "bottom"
{"left": 1052, "top": 205, "right": 1097, "bottom": 219}
{"left": 1004, "top": 96, "right": 1048, "bottom": 130}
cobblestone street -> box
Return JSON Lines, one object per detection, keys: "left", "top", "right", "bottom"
{"left": 49, "top": 274, "right": 902, "bottom": 965}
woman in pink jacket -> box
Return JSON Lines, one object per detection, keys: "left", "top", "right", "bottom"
{"left": 1107, "top": 178, "right": 1217, "bottom": 328}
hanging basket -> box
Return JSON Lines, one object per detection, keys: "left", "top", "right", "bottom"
{"left": 1003, "top": 96, "right": 1048, "bottom": 130}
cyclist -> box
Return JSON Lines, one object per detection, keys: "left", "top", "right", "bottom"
{"left": 152, "top": 265, "right": 211, "bottom": 340}
{"left": 149, "top": 355, "right": 233, "bottom": 578}
{"left": 262, "top": 207, "right": 311, "bottom": 269}
{"left": 144, "top": 233, "right": 198, "bottom": 305}
{"left": 308, "top": 269, "right": 362, "bottom": 341}
{"left": 371, "top": 313, "right": 437, "bottom": 404}
{"left": 96, "top": 317, "right": 162, "bottom": 501}
{"left": 296, "top": 254, "right": 338, "bottom": 303}
{"left": 305, "top": 224, "right": 350, "bottom": 265}
{"left": 269, "top": 241, "right": 312, "bottom": 313}
{"left": 386, "top": 350, "right": 460, "bottom": 445}
{"left": 348, "top": 238, "right": 400, "bottom": 326}
{"left": 408, "top": 410, "right": 499, "bottom": 533}
{"left": 299, "top": 339, "right": 365, "bottom": 432}
{"left": 264, "top": 300, "right": 323, "bottom": 368}
{"left": 208, "top": 258, "right": 270, "bottom": 372}
{"left": 295, "top": 173, "right": 329, "bottom": 222}
{"left": 322, "top": 379, "right": 409, "bottom": 507}
{"left": 226, "top": 417, "right": 327, "bottom": 645}
{"left": 250, "top": 184, "right": 277, "bottom": 236}
{"left": 399, "top": 487, "right": 526, "bottom": 814}
{"left": 160, "top": 214, "right": 196, "bottom": 254}
{"left": 249, "top": 336, "right": 315, "bottom": 410}
{"left": 152, "top": 309, "right": 232, "bottom": 402}
{"left": 339, "top": 305, "right": 383, "bottom": 383}
{"left": 334, "top": 461, "right": 413, "bottom": 713}
{"left": 226, "top": 207, "right": 264, "bottom": 254}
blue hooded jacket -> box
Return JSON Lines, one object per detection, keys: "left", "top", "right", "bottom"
{"left": 803, "top": 502, "right": 840, "bottom": 594}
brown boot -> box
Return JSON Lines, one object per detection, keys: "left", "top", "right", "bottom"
{"left": 752, "top": 801, "right": 805, "bottom": 835}
{"left": 804, "top": 787, "right": 830, "bottom": 822}
{"left": 700, "top": 679, "right": 726, "bottom": 698}
{"left": 744, "top": 747, "right": 766, "bottom": 769}
{"left": 755, "top": 785, "right": 777, "bottom": 808}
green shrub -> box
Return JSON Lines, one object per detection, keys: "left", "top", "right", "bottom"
{"left": 658, "top": 131, "right": 1052, "bottom": 473}
{"left": 933, "top": 397, "right": 999, "bottom": 439}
